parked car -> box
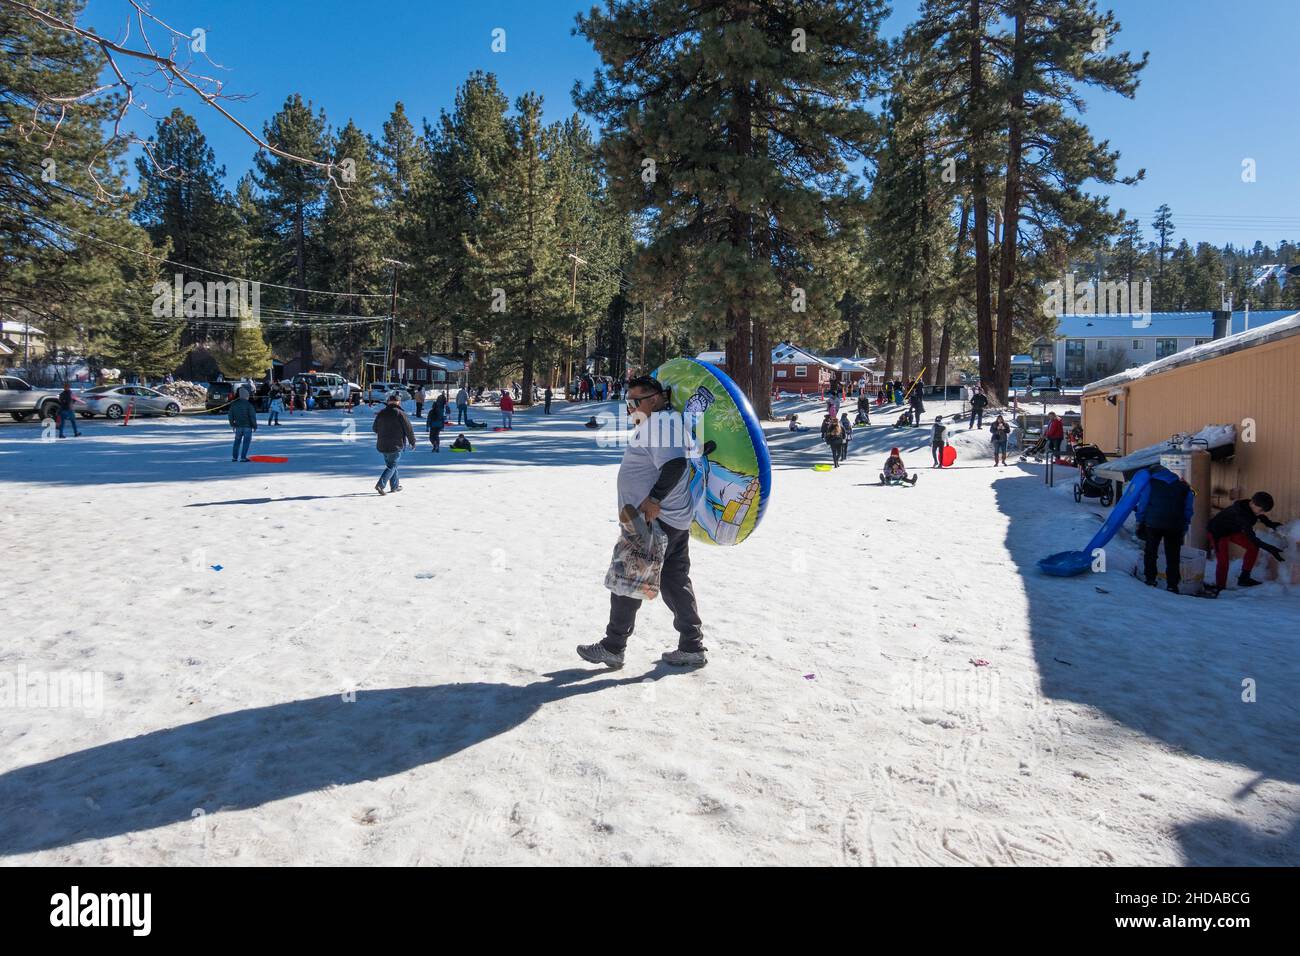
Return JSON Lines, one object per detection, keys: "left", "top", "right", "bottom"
{"left": 1016, "top": 386, "right": 1063, "bottom": 402}
{"left": 292, "top": 372, "right": 350, "bottom": 408}
{"left": 79, "top": 385, "right": 181, "bottom": 419}
{"left": 364, "top": 381, "right": 414, "bottom": 402}
{"left": 0, "top": 375, "right": 64, "bottom": 421}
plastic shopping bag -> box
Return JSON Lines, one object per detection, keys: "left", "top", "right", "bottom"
{"left": 604, "top": 516, "right": 668, "bottom": 600}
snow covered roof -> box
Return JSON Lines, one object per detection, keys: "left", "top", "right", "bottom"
{"left": 0, "top": 320, "right": 46, "bottom": 336}
{"left": 1056, "top": 310, "right": 1294, "bottom": 339}
{"left": 1095, "top": 424, "right": 1237, "bottom": 481}
{"left": 1083, "top": 311, "right": 1300, "bottom": 393}
{"left": 0, "top": 341, "right": 12, "bottom": 355}
{"left": 421, "top": 354, "right": 465, "bottom": 371}
{"left": 695, "top": 351, "right": 726, "bottom": 364}
{"left": 818, "top": 356, "right": 868, "bottom": 371}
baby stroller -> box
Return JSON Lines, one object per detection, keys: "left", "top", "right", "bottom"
{"left": 1071, "top": 443, "right": 1114, "bottom": 506}
{"left": 1018, "top": 431, "right": 1047, "bottom": 462}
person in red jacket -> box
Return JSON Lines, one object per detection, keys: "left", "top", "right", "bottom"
{"left": 499, "top": 388, "right": 515, "bottom": 429}
{"left": 1043, "top": 412, "right": 1065, "bottom": 458}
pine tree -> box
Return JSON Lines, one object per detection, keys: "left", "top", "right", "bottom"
{"left": 1152, "top": 203, "right": 1176, "bottom": 307}
{"left": 253, "top": 94, "right": 331, "bottom": 366}
{"left": 319, "top": 120, "right": 387, "bottom": 372}
{"left": 467, "top": 94, "right": 570, "bottom": 401}
{"left": 216, "top": 317, "right": 274, "bottom": 381}
{"left": 576, "top": 0, "right": 891, "bottom": 418}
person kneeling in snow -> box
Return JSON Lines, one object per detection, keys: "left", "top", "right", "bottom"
{"left": 880, "top": 447, "right": 917, "bottom": 485}
{"left": 1135, "top": 464, "right": 1192, "bottom": 593}
{"left": 1206, "top": 491, "right": 1286, "bottom": 593}
{"left": 578, "top": 375, "right": 707, "bottom": 669}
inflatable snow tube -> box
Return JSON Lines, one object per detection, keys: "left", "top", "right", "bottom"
{"left": 651, "top": 357, "right": 772, "bottom": 546}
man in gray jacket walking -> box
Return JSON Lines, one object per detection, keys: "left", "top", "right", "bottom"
{"left": 372, "top": 391, "right": 416, "bottom": 495}
{"left": 227, "top": 386, "right": 257, "bottom": 461}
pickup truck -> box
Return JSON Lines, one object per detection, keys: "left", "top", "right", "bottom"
{"left": 0, "top": 375, "right": 65, "bottom": 421}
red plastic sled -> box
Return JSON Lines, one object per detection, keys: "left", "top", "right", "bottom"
{"left": 247, "top": 455, "right": 288, "bottom": 463}
{"left": 941, "top": 446, "right": 957, "bottom": 468}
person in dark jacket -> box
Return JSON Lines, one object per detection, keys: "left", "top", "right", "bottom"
{"left": 57, "top": 384, "right": 83, "bottom": 438}
{"left": 227, "top": 387, "right": 257, "bottom": 462}
{"left": 839, "top": 412, "right": 853, "bottom": 459}
{"left": 908, "top": 385, "right": 925, "bottom": 426}
{"left": 930, "top": 416, "right": 949, "bottom": 467}
{"left": 822, "top": 413, "right": 846, "bottom": 467}
{"left": 372, "top": 392, "right": 416, "bottom": 494}
{"left": 544, "top": 385, "right": 553, "bottom": 414}
{"left": 989, "top": 415, "right": 1011, "bottom": 467}
{"left": 968, "top": 388, "right": 988, "bottom": 431}
{"left": 427, "top": 399, "right": 444, "bottom": 452}
{"left": 1135, "top": 464, "right": 1194, "bottom": 593}
{"left": 855, "top": 392, "right": 871, "bottom": 426}
{"left": 1206, "top": 492, "right": 1285, "bottom": 591}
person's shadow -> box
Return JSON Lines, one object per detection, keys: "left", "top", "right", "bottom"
{"left": 0, "top": 668, "right": 670, "bottom": 857}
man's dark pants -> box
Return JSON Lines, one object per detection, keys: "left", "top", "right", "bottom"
{"left": 1144, "top": 527, "right": 1184, "bottom": 592}
{"left": 602, "top": 522, "right": 704, "bottom": 654}
{"left": 969, "top": 409, "right": 983, "bottom": 430}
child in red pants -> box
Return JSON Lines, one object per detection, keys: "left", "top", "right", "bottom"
{"left": 1206, "top": 491, "right": 1286, "bottom": 592}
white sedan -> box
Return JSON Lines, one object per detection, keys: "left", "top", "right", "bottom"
{"left": 79, "top": 385, "right": 182, "bottom": 419}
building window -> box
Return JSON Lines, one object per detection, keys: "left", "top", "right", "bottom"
{"left": 1156, "top": 338, "right": 1178, "bottom": 358}
{"left": 1194, "top": 338, "right": 1209, "bottom": 346}
{"left": 1065, "top": 339, "right": 1085, "bottom": 356}
{"left": 1096, "top": 340, "right": 1106, "bottom": 350}
{"left": 794, "top": 365, "right": 807, "bottom": 378}
{"left": 1132, "top": 339, "right": 1143, "bottom": 349}
{"left": 776, "top": 369, "right": 787, "bottom": 378}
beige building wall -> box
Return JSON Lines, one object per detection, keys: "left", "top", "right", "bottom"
{"left": 1083, "top": 331, "right": 1300, "bottom": 520}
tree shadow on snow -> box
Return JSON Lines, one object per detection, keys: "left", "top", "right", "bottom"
{"left": 993, "top": 472, "right": 1300, "bottom": 864}
{"left": 0, "top": 666, "right": 682, "bottom": 857}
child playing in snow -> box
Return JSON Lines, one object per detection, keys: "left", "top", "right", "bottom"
{"left": 880, "top": 447, "right": 918, "bottom": 485}
{"left": 788, "top": 414, "right": 808, "bottom": 432}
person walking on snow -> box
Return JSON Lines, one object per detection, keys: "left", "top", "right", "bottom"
{"left": 968, "top": 387, "right": 988, "bottom": 431}
{"left": 908, "top": 384, "right": 925, "bottom": 426}
{"left": 500, "top": 388, "right": 514, "bottom": 429}
{"left": 930, "top": 415, "right": 949, "bottom": 467}
{"left": 454, "top": 386, "right": 469, "bottom": 425}
{"left": 821, "top": 413, "right": 846, "bottom": 468}
{"left": 228, "top": 386, "right": 257, "bottom": 462}
{"left": 989, "top": 415, "right": 1010, "bottom": 466}
{"left": 428, "top": 398, "right": 444, "bottom": 452}
{"left": 57, "top": 383, "right": 83, "bottom": 437}
{"left": 1206, "top": 492, "right": 1286, "bottom": 593}
{"left": 372, "top": 392, "right": 416, "bottom": 495}
{"left": 855, "top": 391, "right": 871, "bottom": 426}
{"left": 839, "top": 412, "right": 854, "bottom": 460}
{"left": 577, "top": 375, "right": 708, "bottom": 669}
{"left": 544, "top": 385, "right": 553, "bottom": 414}
{"left": 415, "top": 386, "right": 426, "bottom": 419}
{"left": 1135, "top": 463, "right": 1193, "bottom": 593}
{"left": 268, "top": 391, "right": 284, "bottom": 426}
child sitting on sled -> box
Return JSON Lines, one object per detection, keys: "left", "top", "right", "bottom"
{"left": 880, "top": 447, "right": 918, "bottom": 485}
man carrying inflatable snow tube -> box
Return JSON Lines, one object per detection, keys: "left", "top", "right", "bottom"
{"left": 578, "top": 375, "right": 708, "bottom": 669}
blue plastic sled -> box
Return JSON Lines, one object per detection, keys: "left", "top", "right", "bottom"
{"left": 1038, "top": 467, "right": 1151, "bottom": 576}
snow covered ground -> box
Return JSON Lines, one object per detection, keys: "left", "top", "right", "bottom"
{"left": 2, "top": 396, "right": 1297, "bottom": 866}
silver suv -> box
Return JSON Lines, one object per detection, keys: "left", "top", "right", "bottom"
{"left": 0, "top": 376, "right": 63, "bottom": 421}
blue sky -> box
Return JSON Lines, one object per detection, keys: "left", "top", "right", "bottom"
{"left": 82, "top": 0, "right": 1300, "bottom": 248}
